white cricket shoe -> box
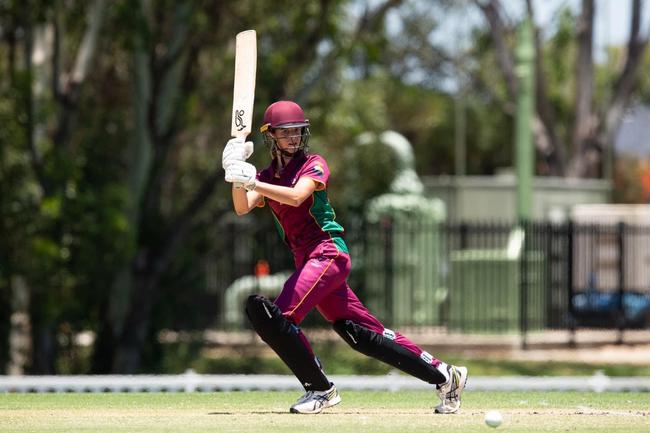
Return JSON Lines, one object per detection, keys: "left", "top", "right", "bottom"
{"left": 290, "top": 384, "right": 341, "bottom": 414}
{"left": 434, "top": 365, "right": 468, "bottom": 414}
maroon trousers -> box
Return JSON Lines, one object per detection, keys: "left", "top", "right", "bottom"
{"left": 274, "top": 239, "right": 439, "bottom": 366}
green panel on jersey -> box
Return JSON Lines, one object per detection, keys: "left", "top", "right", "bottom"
{"left": 309, "top": 191, "right": 343, "bottom": 231}
{"left": 309, "top": 190, "right": 348, "bottom": 253}
{"left": 331, "top": 236, "right": 349, "bottom": 254}
{"left": 271, "top": 209, "right": 288, "bottom": 245}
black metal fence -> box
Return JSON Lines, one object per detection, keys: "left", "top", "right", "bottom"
{"left": 209, "top": 216, "right": 650, "bottom": 337}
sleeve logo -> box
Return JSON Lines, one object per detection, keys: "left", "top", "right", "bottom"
{"left": 306, "top": 164, "right": 324, "bottom": 177}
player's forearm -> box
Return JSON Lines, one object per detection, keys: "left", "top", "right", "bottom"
{"left": 253, "top": 181, "right": 307, "bottom": 207}
{"left": 232, "top": 186, "right": 257, "bottom": 215}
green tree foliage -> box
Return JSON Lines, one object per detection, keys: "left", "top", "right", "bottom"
{"left": 1, "top": 0, "right": 412, "bottom": 374}
{"left": 2, "top": 0, "right": 648, "bottom": 374}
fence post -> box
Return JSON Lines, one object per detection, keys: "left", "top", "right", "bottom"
{"left": 441, "top": 222, "right": 452, "bottom": 328}
{"left": 384, "top": 216, "right": 394, "bottom": 326}
{"left": 520, "top": 220, "right": 529, "bottom": 350}
{"left": 567, "top": 220, "right": 576, "bottom": 347}
{"left": 617, "top": 222, "right": 626, "bottom": 345}
{"left": 224, "top": 221, "right": 238, "bottom": 328}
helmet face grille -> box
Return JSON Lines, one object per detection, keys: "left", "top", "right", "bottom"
{"left": 264, "top": 126, "right": 310, "bottom": 158}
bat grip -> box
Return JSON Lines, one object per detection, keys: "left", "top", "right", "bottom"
{"left": 231, "top": 133, "right": 252, "bottom": 189}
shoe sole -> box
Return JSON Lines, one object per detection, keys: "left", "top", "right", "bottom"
{"left": 290, "top": 394, "right": 341, "bottom": 414}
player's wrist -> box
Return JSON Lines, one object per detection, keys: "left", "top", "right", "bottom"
{"left": 244, "top": 180, "right": 257, "bottom": 191}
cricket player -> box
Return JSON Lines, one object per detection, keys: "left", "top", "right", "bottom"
{"left": 222, "top": 100, "right": 467, "bottom": 414}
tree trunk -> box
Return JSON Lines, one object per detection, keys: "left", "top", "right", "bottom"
{"left": 567, "top": 0, "right": 595, "bottom": 177}
{"left": 529, "top": 0, "right": 565, "bottom": 175}
{"left": 54, "top": 0, "right": 108, "bottom": 151}
{"left": 91, "top": 270, "right": 131, "bottom": 373}
{"left": 100, "top": 1, "right": 208, "bottom": 373}
{"left": 479, "top": 0, "right": 649, "bottom": 178}
{"left": 95, "top": 0, "right": 155, "bottom": 373}
{"left": 7, "top": 276, "right": 32, "bottom": 375}
{"left": 568, "top": 0, "right": 648, "bottom": 177}
{"left": 477, "top": 0, "right": 564, "bottom": 175}
{"left": 16, "top": 0, "right": 109, "bottom": 374}
{"left": 31, "top": 328, "right": 57, "bottom": 374}
{"left": 112, "top": 268, "right": 157, "bottom": 373}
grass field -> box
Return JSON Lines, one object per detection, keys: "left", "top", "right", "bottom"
{"left": 1, "top": 391, "right": 649, "bottom": 433}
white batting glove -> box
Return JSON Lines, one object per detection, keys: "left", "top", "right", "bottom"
{"left": 222, "top": 137, "right": 254, "bottom": 170}
{"left": 225, "top": 160, "right": 257, "bottom": 191}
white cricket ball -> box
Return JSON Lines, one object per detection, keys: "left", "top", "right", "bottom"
{"left": 484, "top": 410, "right": 503, "bottom": 428}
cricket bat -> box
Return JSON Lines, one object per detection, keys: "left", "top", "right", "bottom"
{"left": 229, "top": 30, "right": 256, "bottom": 188}
{"left": 231, "top": 29, "right": 257, "bottom": 144}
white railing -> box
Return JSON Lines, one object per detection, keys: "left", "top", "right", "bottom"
{"left": 1, "top": 370, "right": 648, "bottom": 393}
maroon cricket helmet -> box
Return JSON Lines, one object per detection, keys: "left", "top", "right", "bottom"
{"left": 260, "top": 100, "right": 310, "bottom": 132}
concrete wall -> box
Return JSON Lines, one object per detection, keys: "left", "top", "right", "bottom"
{"left": 422, "top": 174, "right": 612, "bottom": 222}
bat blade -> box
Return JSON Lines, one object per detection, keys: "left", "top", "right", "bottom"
{"left": 231, "top": 30, "right": 257, "bottom": 138}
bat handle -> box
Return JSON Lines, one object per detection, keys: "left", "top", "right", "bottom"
{"left": 231, "top": 133, "right": 253, "bottom": 189}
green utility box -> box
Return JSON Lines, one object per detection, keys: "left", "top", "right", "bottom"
{"left": 448, "top": 249, "right": 546, "bottom": 332}
{"left": 364, "top": 214, "right": 446, "bottom": 327}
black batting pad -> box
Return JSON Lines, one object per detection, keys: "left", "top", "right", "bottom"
{"left": 333, "top": 319, "right": 446, "bottom": 385}
{"left": 245, "top": 295, "right": 331, "bottom": 391}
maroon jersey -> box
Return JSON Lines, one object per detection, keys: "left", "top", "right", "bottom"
{"left": 257, "top": 153, "right": 345, "bottom": 252}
